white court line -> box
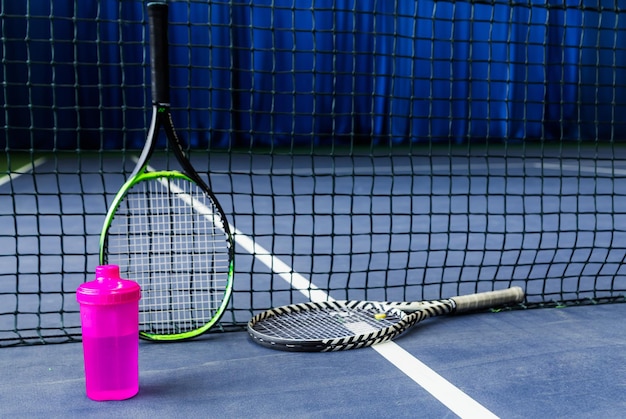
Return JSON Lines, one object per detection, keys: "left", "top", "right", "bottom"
{"left": 148, "top": 162, "right": 498, "bottom": 418}
{"left": 0, "top": 157, "right": 47, "bottom": 187}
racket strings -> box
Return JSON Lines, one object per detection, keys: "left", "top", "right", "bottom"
{"left": 250, "top": 303, "right": 405, "bottom": 341}
{"left": 106, "top": 176, "right": 231, "bottom": 334}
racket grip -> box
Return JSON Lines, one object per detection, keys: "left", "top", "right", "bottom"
{"left": 148, "top": 2, "right": 170, "bottom": 104}
{"left": 451, "top": 286, "right": 524, "bottom": 313}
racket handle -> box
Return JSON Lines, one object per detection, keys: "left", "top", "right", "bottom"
{"left": 451, "top": 286, "right": 524, "bottom": 313}
{"left": 148, "top": 2, "right": 170, "bottom": 104}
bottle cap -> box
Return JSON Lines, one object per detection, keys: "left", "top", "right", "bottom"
{"left": 76, "top": 265, "right": 141, "bottom": 305}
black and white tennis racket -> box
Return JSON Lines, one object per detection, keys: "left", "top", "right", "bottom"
{"left": 248, "top": 287, "right": 524, "bottom": 351}
{"left": 99, "top": 2, "right": 234, "bottom": 341}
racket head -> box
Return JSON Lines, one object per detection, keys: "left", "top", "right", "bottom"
{"left": 247, "top": 300, "right": 429, "bottom": 352}
{"left": 99, "top": 170, "right": 234, "bottom": 341}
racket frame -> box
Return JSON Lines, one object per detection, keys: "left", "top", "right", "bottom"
{"left": 98, "top": 2, "right": 234, "bottom": 341}
{"left": 247, "top": 287, "right": 524, "bottom": 352}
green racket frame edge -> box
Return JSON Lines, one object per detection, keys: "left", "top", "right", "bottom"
{"left": 98, "top": 170, "right": 235, "bottom": 341}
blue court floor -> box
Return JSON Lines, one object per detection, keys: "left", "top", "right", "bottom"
{"left": 1, "top": 302, "right": 624, "bottom": 418}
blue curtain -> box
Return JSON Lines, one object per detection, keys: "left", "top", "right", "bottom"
{"left": 2, "top": 1, "right": 147, "bottom": 149}
{"left": 1, "top": 0, "right": 624, "bottom": 150}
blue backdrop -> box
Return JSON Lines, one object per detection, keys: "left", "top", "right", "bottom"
{"left": 1, "top": 0, "right": 625, "bottom": 149}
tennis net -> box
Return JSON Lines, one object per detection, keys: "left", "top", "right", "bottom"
{"left": 2, "top": 0, "right": 625, "bottom": 346}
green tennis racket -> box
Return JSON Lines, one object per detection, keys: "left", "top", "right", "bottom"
{"left": 99, "top": 2, "right": 234, "bottom": 341}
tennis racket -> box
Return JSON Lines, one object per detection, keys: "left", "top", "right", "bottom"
{"left": 248, "top": 287, "right": 524, "bottom": 351}
{"left": 98, "top": 2, "right": 234, "bottom": 341}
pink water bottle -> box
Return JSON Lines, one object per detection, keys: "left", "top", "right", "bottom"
{"left": 76, "top": 265, "right": 141, "bottom": 401}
